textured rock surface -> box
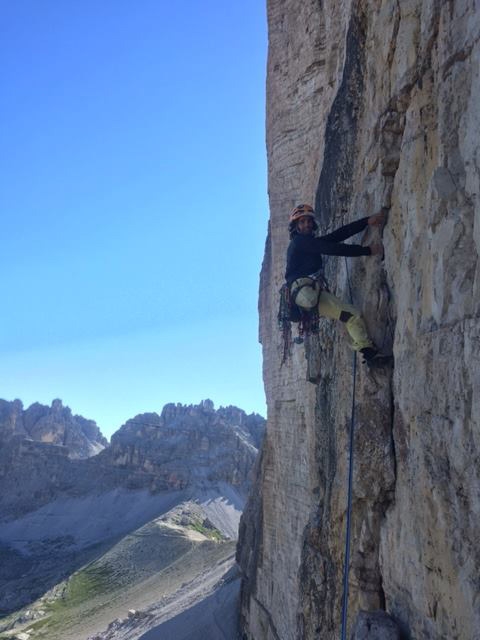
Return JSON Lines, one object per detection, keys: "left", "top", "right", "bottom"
{"left": 351, "top": 610, "right": 401, "bottom": 640}
{"left": 0, "top": 398, "right": 107, "bottom": 458}
{"left": 238, "top": 1, "right": 479, "bottom": 639}
{"left": 109, "top": 400, "right": 265, "bottom": 491}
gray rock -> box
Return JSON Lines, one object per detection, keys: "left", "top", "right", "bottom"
{"left": 0, "top": 401, "right": 265, "bottom": 521}
{"left": 351, "top": 611, "right": 401, "bottom": 640}
{"left": 237, "top": 1, "right": 480, "bottom": 639}
{"left": 0, "top": 398, "right": 107, "bottom": 459}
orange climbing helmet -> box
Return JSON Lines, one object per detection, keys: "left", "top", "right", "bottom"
{"left": 288, "top": 204, "right": 318, "bottom": 233}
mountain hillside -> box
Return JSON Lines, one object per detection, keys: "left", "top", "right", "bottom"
{"left": 0, "top": 501, "right": 238, "bottom": 640}
{"left": 0, "top": 399, "right": 264, "bottom": 639}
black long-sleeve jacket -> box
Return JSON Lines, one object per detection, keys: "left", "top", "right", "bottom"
{"left": 285, "top": 217, "right": 371, "bottom": 284}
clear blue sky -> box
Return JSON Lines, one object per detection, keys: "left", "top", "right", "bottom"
{"left": 1, "top": 1, "right": 268, "bottom": 439}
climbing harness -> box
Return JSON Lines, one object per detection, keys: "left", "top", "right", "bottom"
{"left": 340, "top": 257, "right": 357, "bottom": 640}
{"left": 278, "top": 270, "right": 328, "bottom": 364}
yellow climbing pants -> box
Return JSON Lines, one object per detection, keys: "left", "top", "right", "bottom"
{"left": 317, "top": 291, "right": 373, "bottom": 351}
{"left": 294, "top": 281, "right": 373, "bottom": 351}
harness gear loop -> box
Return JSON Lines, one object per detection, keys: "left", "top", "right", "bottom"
{"left": 278, "top": 284, "right": 294, "bottom": 364}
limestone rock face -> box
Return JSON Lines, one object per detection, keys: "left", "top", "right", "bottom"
{"left": 0, "top": 398, "right": 107, "bottom": 458}
{"left": 238, "top": 1, "right": 479, "bottom": 639}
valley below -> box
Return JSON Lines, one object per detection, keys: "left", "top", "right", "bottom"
{"left": 0, "top": 496, "right": 240, "bottom": 640}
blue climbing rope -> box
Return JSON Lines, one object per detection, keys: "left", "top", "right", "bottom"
{"left": 341, "top": 258, "right": 358, "bottom": 640}
{"left": 341, "top": 349, "right": 357, "bottom": 639}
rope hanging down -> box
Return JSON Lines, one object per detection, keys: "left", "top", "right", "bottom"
{"left": 341, "top": 349, "right": 357, "bottom": 639}
{"left": 340, "top": 258, "right": 358, "bottom": 640}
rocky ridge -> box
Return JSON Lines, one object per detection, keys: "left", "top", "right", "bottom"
{"left": 237, "top": 1, "right": 479, "bottom": 639}
{"left": 109, "top": 399, "right": 264, "bottom": 490}
{"left": 0, "top": 399, "right": 264, "bottom": 521}
{"left": 0, "top": 399, "right": 107, "bottom": 459}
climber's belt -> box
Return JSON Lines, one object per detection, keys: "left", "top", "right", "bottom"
{"left": 290, "top": 277, "right": 321, "bottom": 310}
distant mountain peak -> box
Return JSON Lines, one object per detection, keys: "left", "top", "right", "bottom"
{"left": 0, "top": 398, "right": 107, "bottom": 459}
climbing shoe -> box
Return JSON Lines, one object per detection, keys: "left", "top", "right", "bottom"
{"left": 360, "top": 347, "right": 393, "bottom": 366}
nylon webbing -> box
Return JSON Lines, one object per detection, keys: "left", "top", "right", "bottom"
{"left": 341, "top": 258, "right": 358, "bottom": 640}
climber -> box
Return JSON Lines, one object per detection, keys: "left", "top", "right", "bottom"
{"left": 285, "top": 203, "right": 389, "bottom": 364}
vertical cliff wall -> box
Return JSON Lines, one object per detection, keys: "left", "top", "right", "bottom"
{"left": 237, "top": 1, "right": 479, "bottom": 638}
